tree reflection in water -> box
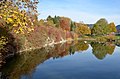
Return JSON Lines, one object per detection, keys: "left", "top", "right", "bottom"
{"left": 1, "top": 41, "right": 117, "bottom": 79}
{"left": 91, "top": 42, "right": 115, "bottom": 60}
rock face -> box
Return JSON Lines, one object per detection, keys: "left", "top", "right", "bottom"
{"left": 116, "top": 25, "right": 120, "bottom": 33}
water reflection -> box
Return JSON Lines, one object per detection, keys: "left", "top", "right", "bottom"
{"left": 91, "top": 42, "right": 115, "bottom": 60}
{"left": 0, "top": 40, "right": 119, "bottom": 79}
{"left": 70, "top": 41, "right": 89, "bottom": 52}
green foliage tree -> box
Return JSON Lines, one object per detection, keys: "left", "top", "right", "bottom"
{"left": 46, "top": 15, "right": 54, "bottom": 26}
{"left": 91, "top": 24, "right": 102, "bottom": 35}
{"left": 53, "top": 16, "right": 60, "bottom": 27}
{"left": 70, "top": 21, "right": 76, "bottom": 31}
{"left": 91, "top": 18, "right": 108, "bottom": 35}
{"left": 47, "top": 15, "right": 53, "bottom": 21}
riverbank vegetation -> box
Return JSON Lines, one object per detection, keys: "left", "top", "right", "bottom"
{"left": 0, "top": 0, "right": 120, "bottom": 66}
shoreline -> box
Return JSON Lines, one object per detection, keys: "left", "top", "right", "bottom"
{"left": 17, "top": 38, "right": 75, "bottom": 53}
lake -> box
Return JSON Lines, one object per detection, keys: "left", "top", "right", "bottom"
{"left": 1, "top": 41, "right": 120, "bottom": 79}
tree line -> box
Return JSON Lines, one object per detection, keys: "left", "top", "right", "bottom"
{"left": 42, "top": 16, "right": 117, "bottom": 36}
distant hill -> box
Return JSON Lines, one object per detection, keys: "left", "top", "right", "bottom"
{"left": 87, "top": 24, "right": 94, "bottom": 29}
{"left": 116, "top": 25, "right": 120, "bottom": 33}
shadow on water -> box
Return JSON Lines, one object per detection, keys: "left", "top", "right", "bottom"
{"left": 0, "top": 40, "right": 118, "bottom": 79}
{"left": 0, "top": 27, "right": 19, "bottom": 68}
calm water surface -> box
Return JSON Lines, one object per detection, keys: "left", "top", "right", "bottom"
{"left": 1, "top": 41, "right": 120, "bottom": 79}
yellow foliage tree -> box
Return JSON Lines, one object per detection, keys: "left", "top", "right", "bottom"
{"left": 75, "top": 23, "right": 91, "bottom": 36}
{"left": 108, "top": 22, "right": 117, "bottom": 33}
{"left": 0, "top": 0, "right": 38, "bottom": 34}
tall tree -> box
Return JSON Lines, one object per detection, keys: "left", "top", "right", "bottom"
{"left": 70, "top": 21, "right": 76, "bottom": 31}
{"left": 91, "top": 18, "right": 108, "bottom": 35}
{"left": 53, "top": 16, "right": 60, "bottom": 27}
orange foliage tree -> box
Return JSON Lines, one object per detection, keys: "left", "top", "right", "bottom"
{"left": 59, "top": 17, "right": 71, "bottom": 31}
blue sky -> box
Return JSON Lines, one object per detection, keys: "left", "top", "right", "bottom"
{"left": 38, "top": 0, "right": 120, "bottom": 25}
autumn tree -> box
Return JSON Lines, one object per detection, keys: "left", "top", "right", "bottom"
{"left": 75, "top": 22, "right": 91, "bottom": 36}
{"left": 59, "top": 17, "right": 71, "bottom": 31}
{"left": 0, "top": 0, "right": 39, "bottom": 56}
{"left": 0, "top": 0, "right": 39, "bottom": 34}
{"left": 39, "top": 19, "right": 45, "bottom": 26}
{"left": 108, "top": 22, "right": 117, "bottom": 33}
